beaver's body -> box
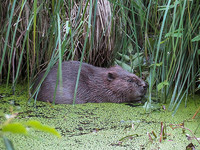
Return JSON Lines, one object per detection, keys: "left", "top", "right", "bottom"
{"left": 33, "top": 61, "right": 147, "bottom": 104}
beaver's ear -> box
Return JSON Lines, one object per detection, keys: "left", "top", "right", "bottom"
{"left": 107, "top": 72, "right": 117, "bottom": 81}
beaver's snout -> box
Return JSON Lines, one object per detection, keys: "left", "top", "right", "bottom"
{"left": 143, "top": 82, "right": 148, "bottom": 91}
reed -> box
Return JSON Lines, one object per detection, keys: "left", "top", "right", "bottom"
{"left": 112, "top": 0, "right": 200, "bottom": 113}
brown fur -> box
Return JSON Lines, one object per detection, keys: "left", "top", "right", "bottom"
{"left": 33, "top": 61, "right": 147, "bottom": 104}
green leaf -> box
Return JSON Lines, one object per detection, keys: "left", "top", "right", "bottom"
{"left": 132, "top": 56, "right": 143, "bottom": 67}
{"left": 191, "top": 35, "right": 200, "bottom": 42}
{"left": 2, "top": 123, "right": 27, "bottom": 135}
{"left": 127, "top": 42, "right": 133, "bottom": 54}
{"left": 197, "top": 49, "right": 200, "bottom": 55}
{"left": 165, "top": 28, "right": 183, "bottom": 38}
{"left": 157, "top": 81, "right": 169, "bottom": 91}
{"left": 117, "top": 52, "right": 130, "bottom": 61}
{"left": 156, "top": 62, "right": 163, "bottom": 66}
{"left": 115, "top": 60, "right": 133, "bottom": 72}
{"left": 150, "top": 62, "right": 163, "bottom": 67}
{"left": 26, "top": 120, "right": 61, "bottom": 138}
{"left": 64, "top": 21, "right": 70, "bottom": 35}
{"left": 143, "top": 102, "right": 160, "bottom": 112}
{"left": 3, "top": 136, "right": 15, "bottom": 150}
{"left": 160, "top": 38, "right": 168, "bottom": 44}
{"left": 158, "top": 1, "right": 180, "bottom": 11}
{"left": 131, "top": 52, "right": 143, "bottom": 60}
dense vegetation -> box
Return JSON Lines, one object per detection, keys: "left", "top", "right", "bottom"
{"left": 0, "top": 0, "right": 200, "bottom": 113}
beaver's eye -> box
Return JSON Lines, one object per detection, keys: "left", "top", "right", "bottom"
{"left": 127, "top": 79, "right": 134, "bottom": 83}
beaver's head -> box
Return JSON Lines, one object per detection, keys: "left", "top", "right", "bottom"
{"left": 105, "top": 65, "right": 147, "bottom": 103}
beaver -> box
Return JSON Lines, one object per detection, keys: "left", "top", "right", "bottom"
{"left": 33, "top": 61, "right": 147, "bottom": 104}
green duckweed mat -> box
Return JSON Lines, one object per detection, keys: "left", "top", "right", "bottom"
{"left": 0, "top": 84, "right": 199, "bottom": 150}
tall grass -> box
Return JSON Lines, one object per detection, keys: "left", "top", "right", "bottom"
{"left": 112, "top": 0, "right": 200, "bottom": 113}
{"left": 0, "top": 0, "right": 199, "bottom": 112}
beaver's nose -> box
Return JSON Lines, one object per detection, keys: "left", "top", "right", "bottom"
{"left": 143, "top": 82, "right": 148, "bottom": 90}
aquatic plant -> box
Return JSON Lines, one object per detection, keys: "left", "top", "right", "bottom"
{"left": 0, "top": 0, "right": 199, "bottom": 113}
{"left": 0, "top": 108, "right": 61, "bottom": 149}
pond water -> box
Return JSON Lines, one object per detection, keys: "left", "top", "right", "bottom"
{"left": 0, "top": 84, "right": 200, "bottom": 150}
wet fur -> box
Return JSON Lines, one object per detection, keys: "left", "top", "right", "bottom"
{"left": 33, "top": 61, "right": 147, "bottom": 104}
